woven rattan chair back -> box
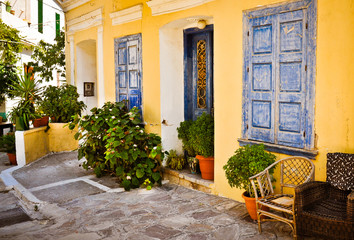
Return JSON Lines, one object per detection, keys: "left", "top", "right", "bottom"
{"left": 249, "top": 156, "right": 315, "bottom": 240}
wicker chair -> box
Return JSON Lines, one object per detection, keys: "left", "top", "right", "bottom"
{"left": 249, "top": 156, "right": 315, "bottom": 240}
{"left": 295, "top": 153, "right": 354, "bottom": 240}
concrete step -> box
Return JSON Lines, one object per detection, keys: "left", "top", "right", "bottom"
{"left": 162, "top": 168, "right": 214, "bottom": 194}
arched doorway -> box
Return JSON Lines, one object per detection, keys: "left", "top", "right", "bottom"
{"left": 76, "top": 40, "right": 97, "bottom": 115}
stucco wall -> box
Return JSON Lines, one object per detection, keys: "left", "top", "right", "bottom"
{"left": 65, "top": 0, "right": 354, "bottom": 202}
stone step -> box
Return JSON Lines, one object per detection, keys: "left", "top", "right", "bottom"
{"left": 162, "top": 168, "right": 214, "bottom": 194}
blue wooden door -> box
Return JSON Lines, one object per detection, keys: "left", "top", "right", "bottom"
{"left": 184, "top": 27, "right": 213, "bottom": 121}
{"left": 114, "top": 34, "right": 142, "bottom": 112}
{"left": 246, "top": 9, "right": 307, "bottom": 148}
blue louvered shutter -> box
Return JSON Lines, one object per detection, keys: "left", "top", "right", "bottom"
{"left": 276, "top": 10, "right": 307, "bottom": 148}
{"left": 115, "top": 34, "right": 142, "bottom": 114}
{"left": 246, "top": 15, "right": 276, "bottom": 143}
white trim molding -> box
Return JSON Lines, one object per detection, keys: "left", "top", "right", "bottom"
{"left": 67, "top": 8, "right": 103, "bottom": 35}
{"left": 69, "top": 36, "right": 75, "bottom": 85}
{"left": 110, "top": 4, "right": 143, "bottom": 26}
{"left": 97, "top": 26, "right": 105, "bottom": 107}
{"left": 61, "top": 0, "right": 91, "bottom": 12}
{"left": 147, "top": 0, "right": 215, "bottom": 16}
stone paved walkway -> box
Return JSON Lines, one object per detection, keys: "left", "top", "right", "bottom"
{"left": 0, "top": 152, "right": 316, "bottom": 240}
{"left": 0, "top": 184, "right": 295, "bottom": 240}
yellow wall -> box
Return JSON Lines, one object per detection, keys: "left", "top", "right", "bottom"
{"left": 65, "top": 0, "right": 354, "bottom": 202}
{"left": 23, "top": 127, "right": 49, "bottom": 164}
{"left": 23, "top": 124, "right": 78, "bottom": 164}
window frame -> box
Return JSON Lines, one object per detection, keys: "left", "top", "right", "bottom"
{"left": 239, "top": 0, "right": 317, "bottom": 158}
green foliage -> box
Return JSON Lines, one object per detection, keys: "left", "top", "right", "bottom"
{"left": 8, "top": 73, "right": 42, "bottom": 129}
{"left": 166, "top": 150, "right": 186, "bottom": 170}
{"left": 69, "top": 101, "right": 164, "bottom": 191}
{"left": 177, "top": 120, "right": 195, "bottom": 156}
{"left": 0, "top": 132, "right": 15, "bottom": 154}
{"left": 188, "top": 113, "right": 214, "bottom": 157}
{"left": 28, "top": 30, "right": 66, "bottom": 82}
{"left": 178, "top": 113, "right": 214, "bottom": 158}
{"left": 39, "top": 85, "right": 86, "bottom": 123}
{"left": 223, "top": 144, "right": 276, "bottom": 197}
{"left": 0, "top": 19, "right": 25, "bottom": 102}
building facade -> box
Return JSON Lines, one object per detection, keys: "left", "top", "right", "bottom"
{"left": 61, "top": 0, "right": 354, "bottom": 201}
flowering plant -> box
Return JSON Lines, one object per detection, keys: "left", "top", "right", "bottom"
{"left": 69, "top": 101, "right": 164, "bottom": 190}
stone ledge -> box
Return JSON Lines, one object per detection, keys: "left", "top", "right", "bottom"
{"left": 162, "top": 168, "right": 214, "bottom": 194}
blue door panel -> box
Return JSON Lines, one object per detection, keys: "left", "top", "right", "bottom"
{"left": 114, "top": 34, "right": 142, "bottom": 115}
{"left": 184, "top": 26, "right": 213, "bottom": 121}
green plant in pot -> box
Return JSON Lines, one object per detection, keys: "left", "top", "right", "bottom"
{"left": 8, "top": 73, "right": 42, "bottom": 130}
{"left": 177, "top": 119, "right": 195, "bottom": 157}
{"left": 165, "top": 150, "right": 186, "bottom": 170}
{"left": 39, "top": 85, "right": 86, "bottom": 123}
{"left": 0, "top": 132, "right": 17, "bottom": 165}
{"left": 223, "top": 144, "right": 276, "bottom": 220}
{"left": 189, "top": 113, "right": 214, "bottom": 180}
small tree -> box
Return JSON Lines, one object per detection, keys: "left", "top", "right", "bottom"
{"left": 0, "top": 19, "right": 24, "bottom": 103}
{"left": 28, "top": 30, "right": 66, "bottom": 82}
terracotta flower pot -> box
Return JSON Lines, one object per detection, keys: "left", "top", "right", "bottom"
{"left": 33, "top": 118, "right": 41, "bottom": 128}
{"left": 242, "top": 191, "right": 269, "bottom": 220}
{"left": 41, "top": 116, "right": 49, "bottom": 126}
{"left": 196, "top": 155, "right": 214, "bottom": 180}
{"left": 7, "top": 153, "right": 17, "bottom": 165}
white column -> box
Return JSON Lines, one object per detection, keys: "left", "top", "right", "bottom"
{"left": 69, "top": 36, "right": 75, "bottom": 85}
{"left": 15, "top": 131, "right": 26, "bottom": 167}
{"left": 97, "top": 25, "right": 105, "bottom": 107}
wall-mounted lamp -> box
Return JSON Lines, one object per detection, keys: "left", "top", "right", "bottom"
{"left": 197, "top": 20, "right": 206, "bottom": 29}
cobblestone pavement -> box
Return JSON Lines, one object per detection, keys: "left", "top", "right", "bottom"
{"left": 0, "top": 184, "right": 297, "bottom": 240}
{"left": 0, "top": 152, "right": 310, "bottom": 240}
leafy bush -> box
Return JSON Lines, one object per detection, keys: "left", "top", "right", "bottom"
{"left": 165, "top": 150, "right": 186, "bottom": 170}
{"left": 177, "top": 113, "right": 214, "bottom": 158}
{"left": 39, "top": 85, "right": 86, "bottom": 123}
{"left": 223, "top": 144, "right": 276, "bottom": 197}
{"left": 0, "top": 132, "right": 15, "bottom": 154}
{"left": 177, "top": 120, "right": 195, "bottom": 156}
{"left": 69, "top": 101, "right": 164, "bottom": 191}
{"left": 188, "top": 113, "right": 214, "bottom": 157}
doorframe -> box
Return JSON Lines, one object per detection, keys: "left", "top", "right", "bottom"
{"left": 183, "top": 25, "right": 214, "bottom": 121}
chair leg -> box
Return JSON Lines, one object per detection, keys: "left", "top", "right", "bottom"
{"left": 257, "top": 211, "right": 262, "bottom": 233}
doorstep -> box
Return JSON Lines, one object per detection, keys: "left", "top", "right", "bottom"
{"left": 162, "top": 168, "right": 215, "bottom": 194}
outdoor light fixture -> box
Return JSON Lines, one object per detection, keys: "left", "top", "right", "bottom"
{"left": 197, "top": 20, "right": 206, "bottom": 29}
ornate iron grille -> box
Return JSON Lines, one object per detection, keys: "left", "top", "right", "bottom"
{"left": 197, "top": 40, "right": 207, "bottom": 109}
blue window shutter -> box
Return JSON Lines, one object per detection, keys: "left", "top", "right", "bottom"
{"left": 115, "top": 34, "right": 142, "bottom": 115}
{"left": 276, "top": 10, "right": 307, "bottom": 148}
{"left": 246, "top": 15, "right": 276, "bottom": 143}
{"left": 243, "top": 0, "right": 316, "bottom": 150}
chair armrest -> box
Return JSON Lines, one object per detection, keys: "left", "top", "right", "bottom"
{"left": 295, "top": 181, "right": 330, "bottom": 210}
{"left": 348, "top": 191, "right": 354, "bottom": 221}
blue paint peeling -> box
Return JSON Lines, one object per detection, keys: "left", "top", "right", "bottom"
{"left": 241, "top": 0, "right": 317, "bottom": 153}
{"left": 114, "top": 34, "right": 143, "bottom": 116}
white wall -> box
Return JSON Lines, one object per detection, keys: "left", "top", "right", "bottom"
{"left": 76, "top": 40, "right": 98, "bottom": 115}
{"left": 159, "top": 16, "right": 213, "bottom": 155}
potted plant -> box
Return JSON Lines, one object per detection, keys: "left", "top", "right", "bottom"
{"left": 8, "top": 73, "right": 42, "bottom": 130}
{"left": 189, "top": 113, "right": 214, "bottom": 180}
{"left": 177, "top": 119, "right": 195, "bottom": 157}
{"left": 0, "top": 132, "right": 16, "bottom": 165}
{"left": 39, "top": 85, "right": 86, "bottom": 123}
{"left": 165, "top": 150, "right": 186, "bottom": 170}
{"left": 223, "top": 144, "right": 276, "bottom": 220}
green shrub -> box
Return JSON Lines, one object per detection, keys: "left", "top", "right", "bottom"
{"left": 166, "top": 150, "right": 186, "bottom": 170}
{"left": 177, "top": 120, "right": 195, "bottom": 156}
{"left": 223, "top": 144, "right": 276, "bottom": 197}
{"left": 39, "top": 85, "right": 86, "bottom": 123}
{"left": 177, "top": 113, "right": 214, "bottom": 158}
{"left": 189, "top": 113, "right": 214, "bottom": 157}
{"left": 0, "top": 132, "right": 15, "bottom": 154}
{"left": 69, "top": 101, "right": 164, "bottom": 191}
